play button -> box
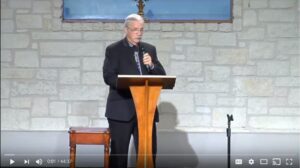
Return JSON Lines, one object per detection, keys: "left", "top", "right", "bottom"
{"left": 9, "top": 159, "right": 15, "bottom": 165}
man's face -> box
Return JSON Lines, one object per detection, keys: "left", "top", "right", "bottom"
{"left": 125, "top": 20, "right": 144, "bottom": 46}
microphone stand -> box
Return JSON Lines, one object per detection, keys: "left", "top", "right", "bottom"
{"left": 227, "top": 114, "right": 234, "bottom": 168}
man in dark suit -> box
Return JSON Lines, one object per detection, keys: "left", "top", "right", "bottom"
{"left": 103, "top": 13, "right": 166, "bottom": 168}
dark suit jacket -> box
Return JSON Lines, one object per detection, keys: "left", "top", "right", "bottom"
{"left": 103, "top": 38, "right": 166, "bottom": 122}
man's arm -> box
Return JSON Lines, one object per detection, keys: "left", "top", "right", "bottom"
{"left": 103, "top": 46, "right": 118, "bottom": 88}
{"left": 148, "top": 47, "right": 166, "bottom": 75}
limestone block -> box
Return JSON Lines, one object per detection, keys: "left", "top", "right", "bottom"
{"left": 53, "top": 0, "right": 62, "bottom": 8}
{"left": 68, "top": 116, "right": 89, "bottom": 127}
{"left": 206, "top": 23, "right": 218, "bottom": 31}
{"left": 288, "top": 89, "right": 300, "bottom": 106}
{"left": 186, "top": 46, "right": 213, "bottom": 61}
{"left": 36, "top": 69, "right": 58, "bottom": 80}
{"left": 40, "top": 42, "right": 103, "bottom": 56}
{"left": 277, "top": 40, "right": 299, "bottom": 55}
{"left": 41, "top": 58, "right": 80, "bottom": 68}
{"left": 50, "top": 101, "right": 67, "bottom": 117}
{"left": 269, "top": 0, "right": 296, "bottom": 8}
{"left": 31, "top": 118, "right": 66, "bottom": 130}
{"left": 10, "top": 97, "right": 31, "bottom": 108}
{"left": 148, "top": 23, "right": 161, "bottom": 31}
{"left": 1, "top": 99, "right": 9, "bottom": 107}
{"left": 197, "top": 33, "right": 210, "bottom": 45}
{"left": 59, "top": 69, "right": 80, "bottom": 84}
{"left": 12, "top": 81, "right": 57, "bottom": 95}
{"left": 184, "top": 23, "right": 196, "bottom": 31}
{"left": 291, "top": 57, "right": 300, "bottom": 76}
{"left": 16, "top": 15, "right": 42, "bottom": 29}
{"left": 268, "top": 97, "right": 288, "bottom": 106}
{"left": 71, "top": 101, "right": 98, "bottom": 116}
{"left": 270, "top": 108, "right": 300, "bottom": 115}
{"left": 195, "top": 24, "right": 206, "bottom": 32}
{"left": 267, "top": 24, "right": 298, "bottom": 38}
{"left": 82, "top": 57, "right": 103, "bottom": 71}
{"left": 232, "top": 66, "right": 256, "bottom": 76}
{"left": 162, "top": 31, "right": 183, "bottom": 38}
{"left": 1, "top": 80, "right": 10, "bottom": 98}
{"left": 33, "top": 1, "right": 51, "bottom": 13}
{"left": 170, "top": 61, "right": 202, "bottom": 76}
{"left": 32, "top": 32, "right": 81, "bottom": 40}
{"left": 243, "top": 0, "right": 268, "bottom": 9}
{"left": 97, "top": 107, "right": 106, "bottom": 118}
{"left": 83, "top": 32, "right": 122, "bottom": 41}
{"left": 233, "top": 77, "right": 273, "bottom": 96}
{"left": 233, "top": 19, "right": 242, "bottom": 31}
{"left": 171, "top": 54, "right": 185, "bottom": 60}
{"left": 177, "top": 114, "right": 211, "bottom": 127}
{"left": 248, "top": 98, "right": 268, "bottom": 114}
{"left": 174, "top": 39, "right": 196, "bottom": 45}
{"left": 273, "top": 88, "right": 288, "bottom": 97}
{"left": 1, "top": 20, "right": 14, "bottom": 32}
{"left": 32, "top": 97, "right": 48, "bottom": 117}
{"left": 196, "top": 107, "right": 211, "bottom": 114}
{"left": 143, "top": 32, "right": 161, "bottom": 40}
{"left": 82, "top": 72, "right": 103, "bottom": 85}
{"left": 195, "top": 94, "right": 216, "bottom": 106}
{"left": 1, "top": 50, "right": 12, "bottom": 62}
{"left": 159, "top": 93, "right": 194, "bottom": 114}
{"left": 151, "top": 39, "right": 173, "bottom": 52}
{"left": 14, "top": 50, "right": 39, "bottom": 67}
{"left": 217, "top": 97, "right": 246, "bottom": 107}
{"left": 173, "top": 23, "right": 185, "bottom": 31}
{"left": 8, "top": 0, "right": 31, "bottom": 8}
{"left": 212, "top": 107, "right": 246, "bottom": 128}
{"left": 59, "top": 85, "right": 105, "bottom": 100}
{"left": 259, "top": 10, "right": 296, "bottom": 22}
{"left": 216, "top": 48, "right": 247, "bottom": 65}
{"left": 238, "top": 28, "right": 264, "bottom": 40}
{"left": 243, "top": 10, "right": 257, "bottom": 26}
{"left": 91, "top": 119, "right": 109, "bottom": 127}
{"left": 275, "top": 77, "right": 300, "bottom": 86}
{"left": 249, "top": 42, "right": 275, "bottom": 59}
{"left": 161, "top": 23, "right": 173, "bottom": 31}
{"left": 209, "top": 33, "right": 236, "bottom": 46}
{"left": 205, "top": 66, "right": 231, "bottom": 81}
{"left": 1, "top": 68, "right": 35, "bottom": 79}
{"left": 185, "top": 82, "right": 230, "bottom": 93}
{"left": 233, "top": 4, "right": 242, "bottom": 17}
{"left": 218, "top": 23, "right": 232, "bottom": 32}
{"left": 1, "top": 108, "right": 30, "bottom": 130}
{"left": 1, "top": 34, "right": 29, "bottom": 48}
{"left": 248, "top": 116, "right": 300, "bottom": 129}
{"left": 51, "top": 18, "right": 62, "bottom": 31}
{"left": 257, "top": 61, "right": 289, "bottom": 76}
{"left": 1, "top": 9, "right": 14, "bottom": 19}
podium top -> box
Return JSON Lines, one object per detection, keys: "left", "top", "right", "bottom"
{"left": 117, "top": 75, "right": 176, "bottom": 89}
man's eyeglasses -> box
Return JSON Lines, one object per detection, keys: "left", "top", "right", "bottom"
{"left": 127, "top": 28, "right": 144, "bottom": 33}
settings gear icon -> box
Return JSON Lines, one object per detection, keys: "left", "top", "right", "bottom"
{"left": 249, "top": 158, "right": 255, "bottom": 165}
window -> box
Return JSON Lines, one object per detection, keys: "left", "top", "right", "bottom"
{"left": 63, "top": 0, "right": 232, "bottom": 22}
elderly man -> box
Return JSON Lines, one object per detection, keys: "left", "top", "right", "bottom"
{"left": 103, "top": 13, "right": 166, "bottom": 168}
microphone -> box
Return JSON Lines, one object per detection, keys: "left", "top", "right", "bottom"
{"left": 141, "top": 47, "right": 150, "bottom": 71}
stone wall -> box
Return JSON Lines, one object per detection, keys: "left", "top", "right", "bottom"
{"left": 1, "top": 0, "right": 299, "bottom": 132}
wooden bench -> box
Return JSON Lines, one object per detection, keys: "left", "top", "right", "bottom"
{"left": 69, "top": 127, "right": 110, "bottom": 168}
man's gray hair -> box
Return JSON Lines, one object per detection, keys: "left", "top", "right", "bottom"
{"left": 124, "top": 14, "right": 144, "bottom": 28}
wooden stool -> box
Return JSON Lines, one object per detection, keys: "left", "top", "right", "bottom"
{"left": 68, "top": 127, "right": 110, "bottom": 168}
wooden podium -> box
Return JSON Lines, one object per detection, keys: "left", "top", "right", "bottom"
{"left": 117, "top": 75, "right": 176, "bottom": 168}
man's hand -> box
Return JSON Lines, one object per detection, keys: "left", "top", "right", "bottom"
{"left": 143, "top": 53, "right": 153, "bottom": 67}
